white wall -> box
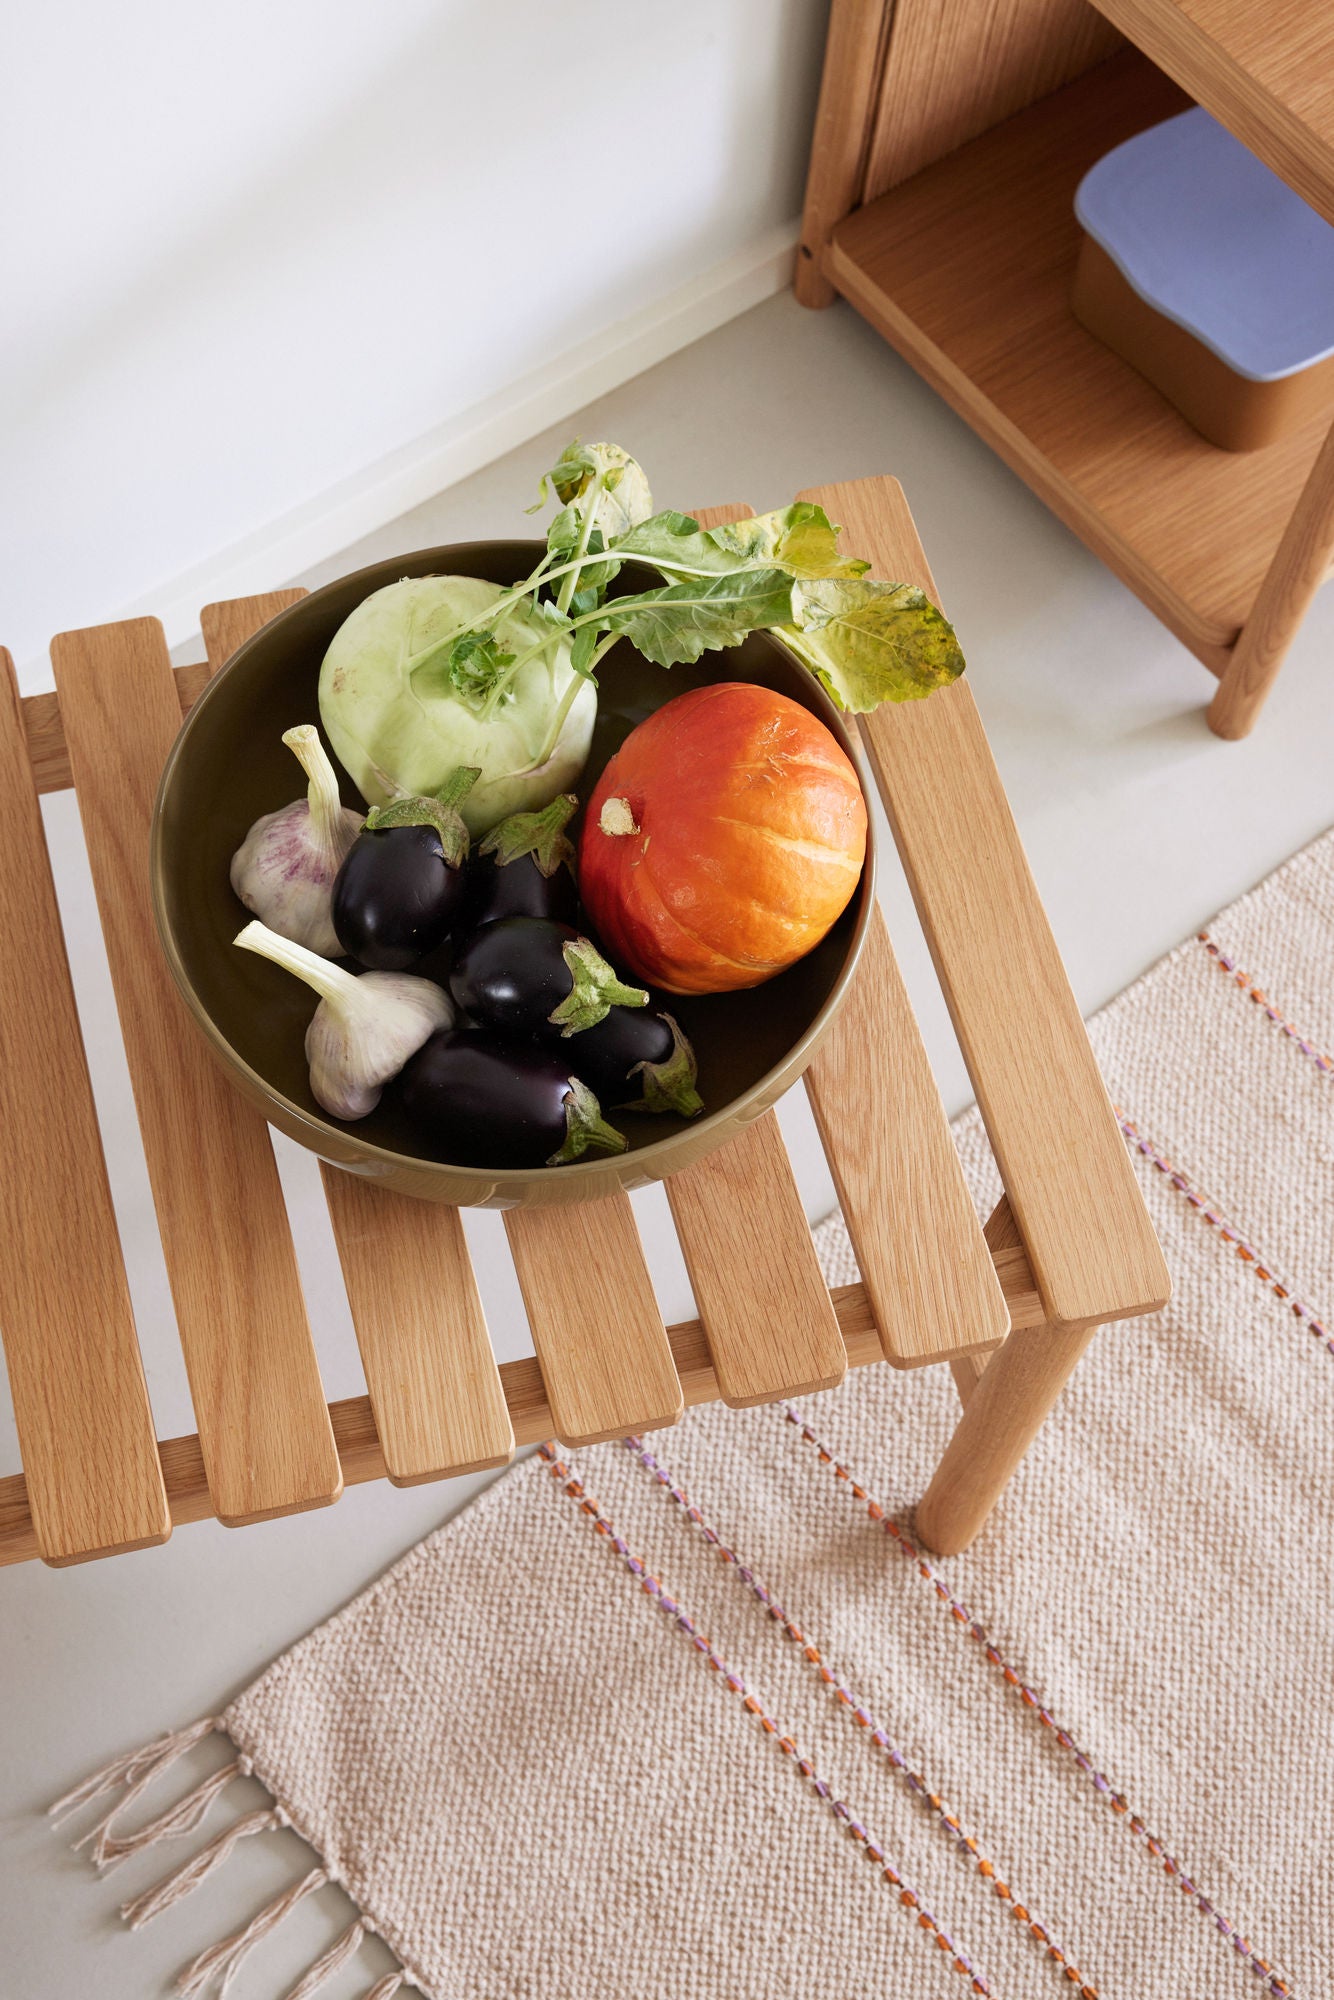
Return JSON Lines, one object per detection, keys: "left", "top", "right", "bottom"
{"left": 1, "top": 0, "right": 829, "bottom": 687}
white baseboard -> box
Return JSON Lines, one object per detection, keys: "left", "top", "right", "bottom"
{"left": 123, "top": 221, "right": 799, "bottom": 660}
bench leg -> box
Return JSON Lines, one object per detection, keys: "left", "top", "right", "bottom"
{"left": 915, "top": 1316, "right": 1097, "bottom": 1555}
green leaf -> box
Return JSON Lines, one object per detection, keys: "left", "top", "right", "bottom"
{"left": 615, "top": 503, "right": 871, "bottom": 585}
{"left": 569, "top": 620, "right": 603, "bottom": 677}
{"left": 783, "top": 579, "right": 965, "bottom": 712}
{"left": 709, "top": 503, "right": 872, "bottom": 580}
{"left": 528, "top": 441, "right": 653, "bottom": 538}
{"left": 601, "top": 569, "right": 798, "bottom": 668}
{"left": 427, "top": 631, "right": 515, "bottom": 704}
{"left": 614, "top": 510, "right": 733, "bottom": 574}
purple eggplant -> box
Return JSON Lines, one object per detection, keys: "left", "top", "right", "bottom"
{"left": 464, "top": 792, "right": 580, "bottom": 930}
{"left": 568, "top": 1006, "right": 703, "bottom": 1116}
{"left": 400, "top": 1029, "right": 626, "bottom": 1168}
{"left": 449, "top": 916, "right": 648, "bottom": 1039}
{"left": 333, "top": 767, "right": 478, "bottom": 971}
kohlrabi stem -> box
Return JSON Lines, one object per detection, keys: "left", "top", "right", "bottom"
{"left": 522, "top": 633, "right": 620, "bottom": 773}
{"left": 235, "top": 919, "right": 360, "bottom": 1010}
{"left": 481, "top": 602, "right": 632, "bottom": 720}
{"left": 282, "top": 725, "right": 346, "bottom": 862}
{"left": 402, "top": 546, "right": 568, "bottom": 680}
{"left": 555, "top": 473, "right": 607, "bottom": 617}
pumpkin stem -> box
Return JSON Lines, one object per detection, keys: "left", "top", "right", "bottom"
{"left": 599, "top": 796, "right": 640, "bottom": 838}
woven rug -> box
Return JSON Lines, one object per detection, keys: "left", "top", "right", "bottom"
{"left": 51, "top": 831, "right": 1334, "bottom": 2000}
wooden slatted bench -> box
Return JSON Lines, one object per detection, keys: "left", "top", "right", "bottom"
{"left": 0, "top": 477, "right": 1170, "bottom": 1572}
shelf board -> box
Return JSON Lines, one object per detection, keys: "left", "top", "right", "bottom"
{"left": 828, "top": 49, "right": 1332, "bottom": 664}
{"left": 1090, "top": 0, "right": 1334, "bottom": 224}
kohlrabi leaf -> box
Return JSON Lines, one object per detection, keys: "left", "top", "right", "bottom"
{"left": 708, "top": 503, "right": 871, "bottom": 580}
{"left": 431, "top": 631, "right": 516, "bottom": 705}
{"left": 601, "top": 569, "right": 798, "bottom": 668}
{"left": 614, "top": 511, "right": 736, "bottom": 574}
{"left": 783, "top": 579, "right": 965, "bottom": 712}
{"left": 528, "top": 441, "right": 653, "bottom": 540}
{"left": 615, "top": 502, "right": 870, "bottom": 584}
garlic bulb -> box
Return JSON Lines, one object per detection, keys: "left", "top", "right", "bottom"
{"left": 230, "top": 726, "right": 363, "bottom": 956}
{"left": 235, "top": 919, "right": 452, "bottom": 1120}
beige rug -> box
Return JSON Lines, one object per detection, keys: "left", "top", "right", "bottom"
{"left": 52, "top": 831, "right": 1334, "bottom": 2000}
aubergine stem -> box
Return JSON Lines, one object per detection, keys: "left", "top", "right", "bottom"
{"left": 362, "top": 764, "right": 482, "bottom": 864}
{"left": 476, "top": 792, "right": 578, "bottom": 878}
{"left": 549, "top": 1077, "right": 628, "bottom": 1165}
{"left": 282, "top": 724, "right": 353, "bottom": 868}
{"left": 625, "top": 1013, "right": 703, "bottom": 1117}
{"left": 234, "top": 918, "right": 362, "bottom": 1005}
{"left": 551, "top": 938, "right": 649, "bottom": 1036}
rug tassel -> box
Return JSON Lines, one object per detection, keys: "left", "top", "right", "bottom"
{"left": 51, "top": 1717, "right": 221, "bottom": 1826}
{"left": 361, "top": 1976, "right": 404, "bottom": 1999}
{"left": 121, "top": 1809, "right": 281, "bottom": 1931}
{"left": 87, "top": 1760, "right": 241, "bottom": 1873}
{"left": 280, "top": 1919, "right": 366, "bottom": 1999}
{"left": 175, "top": 1866, "right": 327, "bottom": 1997}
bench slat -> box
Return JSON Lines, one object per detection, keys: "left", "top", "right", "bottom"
{"left": 504, "top": 1195, "right": 682, "bottom": 1446}
{"left": 0, "top": 650, "right": 170, "bottom": 1563}
{"left": 801, "top": 477, "right": 1169, "bottom": 1326}
{"left": 51, "top": 616, "right": 342, "bottom": 1526}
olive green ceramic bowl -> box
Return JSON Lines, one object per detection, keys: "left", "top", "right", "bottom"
{"left": 151, "top": 540, "right": 875, "bottom": 1207}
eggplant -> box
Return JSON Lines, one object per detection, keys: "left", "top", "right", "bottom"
{"left": 568, "top": 1006, "right": 703, "bottom": 1117}
{"left": 449, "top": 916, "right": 648, "bottom": 1039}
{"left": 333, "top": 768, "right": 478, "bottom": 971}
{"left": 464, "top": 792, "right": 580, "bottom": 930}
{"left": 400, "top": 1029, "right": 626, "bottom": 1168}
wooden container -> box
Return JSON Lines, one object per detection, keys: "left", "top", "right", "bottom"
{"left": 1072, "top": 107, "right": 1334, "bottom": 453}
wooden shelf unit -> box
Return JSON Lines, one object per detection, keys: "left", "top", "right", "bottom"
{"left": 799, "top": 2, "right": 1334, "bottom": 737}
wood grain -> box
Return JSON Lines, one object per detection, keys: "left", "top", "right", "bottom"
{"left": 665, "top": 1113, "right": 847, "bottom": 1404}
{"left": 794, "top": 0, "right": 894, "bottom": 308}
{"left": 862, "top": 0, "right": 1121, "bottom": 201}
{"left": 24, "top": 662, "right": 211, "bottom": 795}
{"left": 50, "top": 616, "right": 342, "bottom": 1526}
{"left": 801, "top": 477, "right": 1170, "bottom": 1329}
{"left": 322, "top": 1170, "right": 514, "bottom": 1483}
{"left": 200, "top": 592, "right": 305, "bottom": 675}
{"left": 0, "top": 651, "right": 170, "bottom": 1564}
{"left": 0, "top": 1231, "right": 1050, "bottom": 1565}
{"left": 807, "top": 905, "right": 1010, "bottom": 1366}
{"left": 1091, "top": 0, "right": 1334, "bottom": 227}
{"left": 950, "top": 1196, "right": 1026, "bottom": 1405}
{"left": 1209, "top": 418, "right": 1334, "bottom": 738}
{"left": 201, "top": 592, "right": 515, "bottom": 1486}
{"left": 917, "top": 1308, "right": 1100, "bottom": 1553}
{"left": 504, "top": 1194, "right": 683, "bottom": 1446}
{"left": 828, "top": 51, "right": 1330, "bottom": 661}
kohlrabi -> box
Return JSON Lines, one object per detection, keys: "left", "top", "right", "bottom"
{"left": 319, "top": 575, "right": 597, "bottom": 837}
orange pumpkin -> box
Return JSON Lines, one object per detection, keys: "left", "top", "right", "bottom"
{"left": 579, "top": 682, "right": 867, "bottom": 995}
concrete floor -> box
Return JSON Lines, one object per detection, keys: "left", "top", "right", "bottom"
{"left": 4, "top": 288, "right": 1333, "bottom": 1997}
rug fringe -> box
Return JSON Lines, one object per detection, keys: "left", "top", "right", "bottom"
{"left": 121, "top": 1807, "right": 282, "bottom": 1929}
{"left": 50, "top": 1716, "right": 221, "bottom": 1826}
{"left": 87, "top": 1758, "right": 241, "bottom": 1873}
{"left": 281, "top": 1918, "right": 366, "bottom": 1999}
{"left": 176, "top": 1865, "right": 327, "bottom": 1997}
{"left": 361, "top": 1978, "right": 404, "bottom": 2000}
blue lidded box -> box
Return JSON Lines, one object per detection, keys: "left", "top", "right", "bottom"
{"left": 1071, "top": 106, "right": 1334, "bottom": 451}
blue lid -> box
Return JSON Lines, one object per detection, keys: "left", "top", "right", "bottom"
{"left": 1075, "top": 107, "right": 1334, "bottom": 382}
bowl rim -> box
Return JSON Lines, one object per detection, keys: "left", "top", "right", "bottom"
{"left": 150, "top": 539, "right": 877, "bottom": 1191}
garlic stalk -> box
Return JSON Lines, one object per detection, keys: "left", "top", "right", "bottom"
{"left": 235, "top": 919, "right": 452, "bottom": 1120}
{"left": 230, "top": 726, "right": 364, "bottom": 957}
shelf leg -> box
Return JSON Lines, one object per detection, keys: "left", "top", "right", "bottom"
{"left": 916, "top": 1313, "right": 1098, "bottom": 1555}
{"left": 794, "top": 0, "right": 890, "bottom": 308}
{"left": 1209, "top": 416, "right": 1334, "bottom": 739}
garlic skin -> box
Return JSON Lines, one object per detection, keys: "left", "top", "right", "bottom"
{"left": 235, "top": 919, "right": 452, "bottom": 1120}
{"left": 230, "top": 725, "right": 363, "bottom": 957}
